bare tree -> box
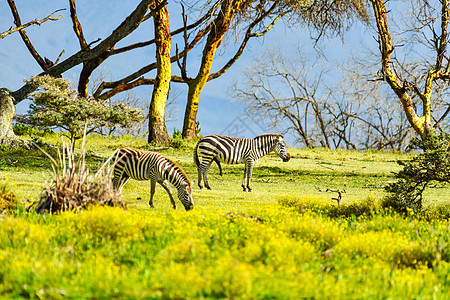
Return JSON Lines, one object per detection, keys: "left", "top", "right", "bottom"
{"left": 234, "top": 49, "right": 333, "bottom": 148}
{"left": 0, "top": 0, "right": 167, "bottom": 143}
{"left": 233, "top": 47, "right": 414, "bottom": 150}
{"left": 370, "top": 0, "right": 450, "bottom": 139}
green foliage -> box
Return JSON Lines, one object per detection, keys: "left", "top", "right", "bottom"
{"left": 384, "top": 133, "right": 450, "bottom": 213}
{"left": 16, "top": 75, "right": 144, "bottom": 145}
{"left": 195, "top": 120, "right": 202, "bottom": 138}
{"left": 13, "top": 123, "right": 54, "bottom": 137}
{"left": 169, "top": 128, "right": 184, "bottom": 149}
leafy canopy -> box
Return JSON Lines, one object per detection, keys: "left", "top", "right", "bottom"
{"left": 16, "top": 75, "right": 144, "bottom": 144}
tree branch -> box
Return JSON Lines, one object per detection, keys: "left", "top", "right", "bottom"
{"left": 12, "top": 0, "right": 158, "bottom": 103}
{"left": 0, "top": 8, "right": 64, "bottom": 39}
{"left": 6, "top": 0, "right": 64, "bottom": 70}
{"left": 68, "top": 0, "right": 88, "bottom": 49}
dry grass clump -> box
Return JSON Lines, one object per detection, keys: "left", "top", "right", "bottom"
{"left": 34, "top": 135, "right": 124, "bottom": 214}
{"left": 0, "top": 181, "right": 19, "bottom": 213}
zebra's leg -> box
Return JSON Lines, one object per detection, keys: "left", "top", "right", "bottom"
{"left": 246, "top": 163, "right": 254, "bottom": 192}
{"left": 149, "top": 178, "right": 156, "bottom": 208}
{"left": 201, "top": 160, "right": 213, "bottom": 190}
{"left": 197, "top": 166, "right": 204, "bottom": 189}
{"left": 114, "top": 174, "right": 130, "bottom": 193}
{"left": 158, "top": 179, "right": 177, "bottom": 209}
{"left": 242, "top": 164, "right": 248, "bottom": 192}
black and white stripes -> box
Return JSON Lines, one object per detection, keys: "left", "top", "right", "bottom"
{"left": 112, "top": 147, "right": 194, "bottom": 210}
{"left": 194, "top": 134, "right": 290, "bottom": 191}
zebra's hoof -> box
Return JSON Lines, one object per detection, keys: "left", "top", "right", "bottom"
{"left": 206, "top": 186, "right": 212, "bottom": 190}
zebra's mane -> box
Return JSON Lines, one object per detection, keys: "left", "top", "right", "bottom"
{"left": 254, "top": 133, "right": 284, "bottom": 139}
{"left": 164, "top": 156, "right": 191, "bottom": 186}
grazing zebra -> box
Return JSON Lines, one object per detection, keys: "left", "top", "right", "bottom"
{"left": 194, "top": 134, "right": 290, "bottom": 192}
{"left": 112, "top": 147, "right": 194, "bottom": 211}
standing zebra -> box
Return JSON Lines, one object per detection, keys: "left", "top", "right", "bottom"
{"left": 194, "top": 134, "right": 290, "bottom": 191}
{"left": 112, "top": 147, "right": 194, "bottom": 211}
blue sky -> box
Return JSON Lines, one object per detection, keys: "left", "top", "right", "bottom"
{"left": 0, "top": 0, "right": 373, "bottom": 145}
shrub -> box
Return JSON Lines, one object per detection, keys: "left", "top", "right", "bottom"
{"left": 169, "top": 128, "right": 185, "bottom": 149}
{"left": 33, "top": 134, "right": 124, "bottom": 214}
{"left": 384, "top": 132, "right": 450, "bottom": 213}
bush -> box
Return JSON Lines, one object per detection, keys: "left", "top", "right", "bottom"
{"left": 169, "top": 128, "right": 185, "bottom": 149}
{"left": 33, "top": 135, "right": 124, "bottom": 214}
{"left": 384, "top": 132, "right": 450, "bottom": 213}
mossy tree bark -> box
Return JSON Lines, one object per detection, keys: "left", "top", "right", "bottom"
{"left": 0, "top": 89, "right": 16, "bottom": 139}
{"left": 148, "top": 0, "right": 171, "bottom": 144}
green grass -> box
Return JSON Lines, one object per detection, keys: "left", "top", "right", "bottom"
{"left": 1, "top": 133, "right": 450, "bottom": 299}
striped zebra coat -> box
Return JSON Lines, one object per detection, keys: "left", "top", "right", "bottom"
{"left": 194, "top": 134, "right": 290, "bottom": 191}
{"left": 112, "top": 147, "right": 194, "bottom": 211}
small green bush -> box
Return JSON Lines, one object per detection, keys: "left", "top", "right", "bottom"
{"left": 384, "top": 132, "right": 450, "bottom": 213}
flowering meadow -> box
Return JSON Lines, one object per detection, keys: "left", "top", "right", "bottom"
{"left": 1, "top": 134, "right": 450, "bottom": 298}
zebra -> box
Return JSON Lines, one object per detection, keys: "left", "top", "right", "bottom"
{"left": 112, "top": 147, "right": 194, "bottom": 211}
{"left": 194, "top": 134, "right": 290, "bottom": 192}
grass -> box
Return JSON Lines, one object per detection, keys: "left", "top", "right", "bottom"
{"left": 1, "top": 132, "right": 450, "bottom": 299}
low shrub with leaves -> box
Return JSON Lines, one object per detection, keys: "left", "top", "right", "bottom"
{"left": 33, "top": 136, "right": 124, "bottom": 214}
{"left": 384, "top": 132, "right": 450, "bottom": 213}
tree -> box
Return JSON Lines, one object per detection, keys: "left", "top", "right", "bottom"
{"left": 176, "top": 0, "right": 370, "bottom": 139}
{"left": 234, "top": 49, "right": 331, "bottom": 148}
{"left": 233, "top": 46, "right": 414, "bottom": 150}
{"left": 0, "top": 0, "right": 164, "bottom": 143}
{"left": 16, "top": 76, "right": 144, "bottom": 149}
{"left": 370, "top": 0, "right": 450, "bottom": 140}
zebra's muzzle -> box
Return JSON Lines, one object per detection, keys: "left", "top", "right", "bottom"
{"left": 283, "top": 153, "right": 291, "bottom": 162}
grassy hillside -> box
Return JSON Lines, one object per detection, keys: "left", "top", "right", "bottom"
{"left": 1, "top": 133, "right": 450, "bottom": 299}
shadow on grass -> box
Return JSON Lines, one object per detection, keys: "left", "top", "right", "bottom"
{"left": 0, "top": 146, "right": 105, "bottom": 171}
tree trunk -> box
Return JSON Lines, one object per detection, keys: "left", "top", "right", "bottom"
{"left": 148, "top": 0, "right": 171, "bottom": 144}
{"left": 0, "top": 88, "right": 16, "bottom": 139}
{"left": 181, "top": 0, "right": 243, "bottom": 139}
{"left": 182, "top": 78, "right": 204, "bottom": 139}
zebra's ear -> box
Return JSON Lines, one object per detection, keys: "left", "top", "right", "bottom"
{"left": 186, "top": 185, "right": 192, "bottom": 194}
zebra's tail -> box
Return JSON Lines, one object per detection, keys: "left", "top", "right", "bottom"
{"left": 213, "top": 158, "right": 223, "bottom": 176}
{"left": 193, "top": 140, "right": 201, "bottom": 167}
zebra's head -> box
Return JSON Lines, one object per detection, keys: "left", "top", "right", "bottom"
{"left": 178, "top": 183, "right": 194, "bottom": 211}
{"left": 274, "top": 135, "right": 290, "bottom": 162}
